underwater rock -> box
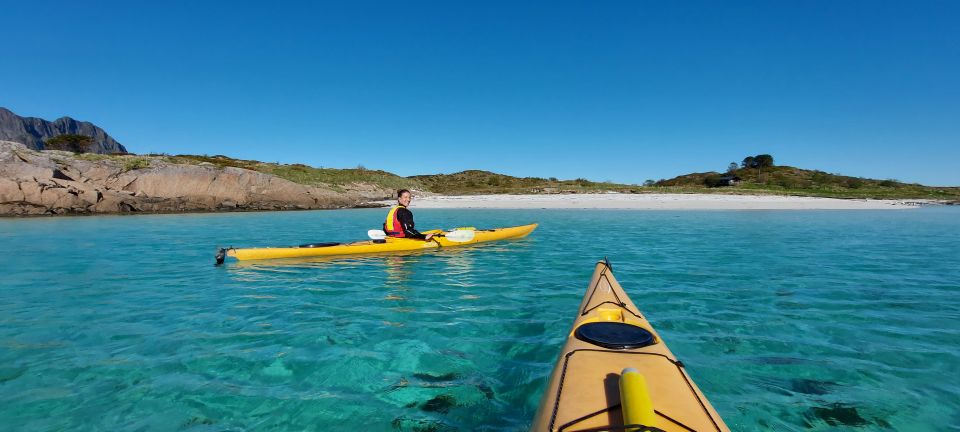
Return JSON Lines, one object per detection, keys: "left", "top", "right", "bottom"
{"left": 413, "top": 372, "right": 461, "bottom": 382}
{"left": 477, "top": 382, "right": 495, "bottom": 400}
{"left": 421, "top": 394, "right": 457, "bottom": 413}
{"left": 808, "top": 403, "right": 869, "bottom": 427}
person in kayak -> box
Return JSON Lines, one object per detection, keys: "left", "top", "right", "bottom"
{"left": 384, "top": 189, "right": 434, "bottom": 241}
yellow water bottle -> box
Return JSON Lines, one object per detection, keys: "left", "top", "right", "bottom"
{"left": 619, "top": 367, "right": 656, "bottom": 431}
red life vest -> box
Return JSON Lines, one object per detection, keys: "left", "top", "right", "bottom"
{"left": 384, "top": 205, "right": 406, "bottom": 237}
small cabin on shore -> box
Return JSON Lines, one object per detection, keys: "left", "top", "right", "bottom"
{"left": 718, "top": 175, "right": 742, "bottom": 186}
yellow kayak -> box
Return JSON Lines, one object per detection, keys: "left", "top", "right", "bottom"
{"left": 531, "top": 259, "right": 729, "bottom": 432}
{"left": 216, "top": 223, "right": 537, "bottom": 263}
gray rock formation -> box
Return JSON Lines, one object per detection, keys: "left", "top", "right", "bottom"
{"left": 0, "top": 141, "right": 363, "bottom": 215}
{"left": 0, "top": 107, "right": 127, "bottom": 154}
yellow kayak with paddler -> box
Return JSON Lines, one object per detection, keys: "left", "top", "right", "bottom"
{"left": 531, "top": 259, "right": 729, "bottom": 432}
{"left": 215, "top": 223, "right": 537, "bottom": 263}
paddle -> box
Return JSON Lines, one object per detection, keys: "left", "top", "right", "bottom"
{"left": 441, "top": 229, "right": 476, "bottom": 242}
{"left": 367, "top": 229, "right": 475, "bottom": 242}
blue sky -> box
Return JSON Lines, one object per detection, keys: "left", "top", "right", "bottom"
{"left": 3, "top": 1, "right": 958, "bottom": 185}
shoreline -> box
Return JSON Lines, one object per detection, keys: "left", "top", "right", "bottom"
{"left": 1, "top": 194, "right": 943, "bottom": 218}
{"left": 393, "top": 193, "right": 933, "bottom": 210}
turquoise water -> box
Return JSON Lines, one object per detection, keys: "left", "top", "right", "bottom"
{"left": 1, "top": 208, "right": 958, "bottom": 431}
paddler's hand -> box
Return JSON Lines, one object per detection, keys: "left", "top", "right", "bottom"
{"left": 424, "top": 234, "right": 435, "bottom": 241}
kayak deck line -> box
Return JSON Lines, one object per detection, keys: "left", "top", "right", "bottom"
{"left": 531, "top": 260, "right": 729, "bottom": 432}
{"left": 549, "top": 350, "right": 719, "bottom": 432}
{"left": 215, "top": 223, "right": 537, "bottom": 264}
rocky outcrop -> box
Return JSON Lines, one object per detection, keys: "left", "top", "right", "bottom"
{"left": 0, "top": 141, "right": 362, "bottom": 215}
{"left": 0, "top": 107, "right": 127, "bottom": 154}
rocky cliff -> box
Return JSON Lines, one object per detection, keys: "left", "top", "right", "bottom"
{"left": 0, "top": 107, "right": 127, "bottom": 154}
{"left": 0, "top": 141, "right": 365, "bottom": 215}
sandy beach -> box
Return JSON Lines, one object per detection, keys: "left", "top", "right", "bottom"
{"left": 391, "top": 193, "right": 928, "bottom": 210}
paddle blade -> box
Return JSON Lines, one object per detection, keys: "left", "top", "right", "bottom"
{"left": 368, "top": 229, "right": 386, "bottom": 240}
{"left": 443, "top": 229, "right": 475, "bottom": 242}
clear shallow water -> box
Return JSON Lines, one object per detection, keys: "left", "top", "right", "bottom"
{"left": 1, "top": 208, "right": 958, "bottom": 431}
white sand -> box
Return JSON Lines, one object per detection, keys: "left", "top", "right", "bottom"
{"left": 386, "top": 193, "right": 927, "bottom": 210}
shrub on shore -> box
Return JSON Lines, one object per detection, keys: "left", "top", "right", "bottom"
{"left": 123, "top": 157, "right": 151, "bottom": 171}
{"left": 45, "top": 134, "right": 94, "bottom": 153}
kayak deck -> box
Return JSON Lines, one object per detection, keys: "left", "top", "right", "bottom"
{"left": 220, "top": 223, "right": 537, "bottom": 262}
{"left": 531, "top": 260, "right": 729, "bottom": 432}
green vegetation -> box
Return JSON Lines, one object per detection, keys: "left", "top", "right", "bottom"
{"left": 265, "top": 164, "right": 420, "bottom": 191}
{"left": 48, "top": 149, "right": 959, "bottom": 201}
{"left": 165, "top": 154, "right": 421, "bottom": 192}
{"left": 656, "top": 154, "right": 960, "bottom": 201}
{"left": 73, "top": 153, "right": 112, "bottom": 162}
{"left": 45, "top": 134, "right": 94, "bottom": 153}
{"left": 122, "top": 157, "right": 151, "bottom": 171}
{"left": 740, "top": 153, "right": 775, "bottom": 178}
{"left": 69, "top": 152, "right": 151, "bottom": 171}
{"left": 742, "top": 154, "right": 774, "bottom": 169}
{"left": 410, "top": 170, "right": 640, "bottom": 194}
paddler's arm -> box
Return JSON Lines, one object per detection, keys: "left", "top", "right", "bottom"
{"left": 398, "top": 208, "right": 433, "bottom": 240}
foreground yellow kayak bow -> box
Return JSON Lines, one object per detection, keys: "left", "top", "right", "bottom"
{"left": 531, "top": 259, "right": 729, "bottom": 432}
{"left": 215, "top": 223, "right": 537, "bottom": 264}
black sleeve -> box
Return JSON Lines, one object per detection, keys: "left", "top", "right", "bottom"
{"left": 397, "top": 208, "right": 426, "bottom": 239}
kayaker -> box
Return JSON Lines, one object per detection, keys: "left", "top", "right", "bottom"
{"left": 384, "top": 189, "right": 434, "bottom": 240}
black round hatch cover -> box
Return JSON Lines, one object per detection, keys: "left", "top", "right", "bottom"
{"left": 574, "top": 322, "right": 655, "bottom": 350}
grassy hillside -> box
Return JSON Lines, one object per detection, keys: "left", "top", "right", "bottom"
{"left": 409, "top": 170, "right": 640, "bottom": 194}
{"left": 74, "top": 151, "right": 958, "bottom": 201}
{"left": 164, "top": 154, "right": 423, "bottom": 192}
{"left": 656, "top": 165, "right": 960, "bottom": 200}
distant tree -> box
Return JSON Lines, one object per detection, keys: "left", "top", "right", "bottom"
{"left": 754, "top": 154, "right": 774, "bottom": 168}
{"left": 356, "top": 164, "right": 367, "bottom": 171}
{"left": 45, "top": 134, "right": 94, "bottom": 153}
{"left": 741, "top": 154, "right": 774, "bottom": 168}
{"left": 739, "top": 154, "right": 775, "bottom": 181}
{"left": 548, "top": 177, "right": 558, "bottom": 182}
{"left": 727, "top": 162, "right": 739, "bottom": 173}
{"left": 643, "top": 179, "right": 655, "bottom": 187}
{"left": 753, "top": 154, "right": 774, "bottom": 181}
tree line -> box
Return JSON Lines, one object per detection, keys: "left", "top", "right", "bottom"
{"left": 740, "top": 154, "right": 774, "bottom": 170}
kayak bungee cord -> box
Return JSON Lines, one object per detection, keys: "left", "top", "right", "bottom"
{"left": 580, "top": 269, "right": 633, "bottom": 318}
{"left": 550, "top": 349, "right": 718, "bottom": 432}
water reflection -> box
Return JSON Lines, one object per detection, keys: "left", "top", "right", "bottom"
{"left": 384, "top": 254, "right": 415, "bottom": 289}
{"left": 437, "top": 248, "right": 477, "bottom": 290}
